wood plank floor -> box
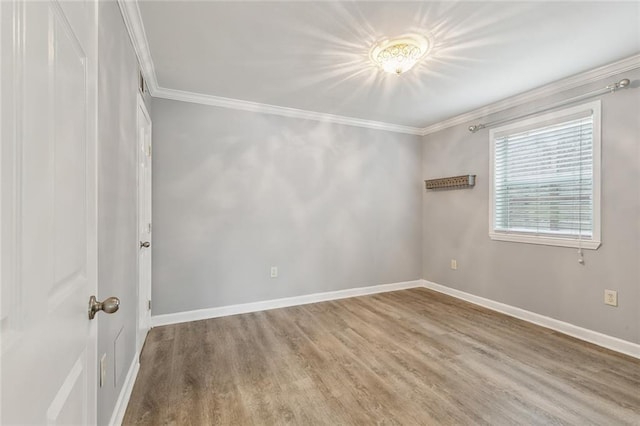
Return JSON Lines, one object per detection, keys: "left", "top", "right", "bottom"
{"left": 123, "top": 288, "right": 640, "bottom": 425}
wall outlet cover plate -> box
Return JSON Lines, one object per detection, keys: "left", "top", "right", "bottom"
{"left": 604, "top": 289, "right": 618, "bottom": 307}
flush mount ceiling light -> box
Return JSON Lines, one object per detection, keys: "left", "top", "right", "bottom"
{"left": 369, "top": 34, "right": 430, "bottom": 75}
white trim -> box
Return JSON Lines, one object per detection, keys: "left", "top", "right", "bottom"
{"left": 115, "top": 1, "right": 640, "bottom": 136}
{"left": 591, "top": 100, "right": 602, "bottom": 246}
{"left": 97, "top": 280, "right": 640, "bottom": 423}
{"left": 115, "top": 0, "right": 421, "bottom": 135}
{"left": 108, "top": 356, "right": 141, "bottom": 426}
{"left": 488, "top": 101, "right": 601, "bottom": 250}
{"left": 421, "top": 53, "right": 640, "bottom": 135}
{"left": 151, "top": 278, "right": 639, "bottom": 359}
{"left": 98, "top": 279, "right": 640, "bottom": 425}
{"left": 151, "top": 280, "right": 423, "bottom": 327}
{"left": 421, "top": 280, "right": 640, "bottom": 360}
{"left": 116, "top": 0, "right": 158, "bottom": 93}
{"left": 152, "top": 87, "right": 424, "bottom": 135}
{"left": 488, "top": 233, "right": 601, "bottom": 249}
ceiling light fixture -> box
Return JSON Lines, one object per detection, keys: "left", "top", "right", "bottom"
{"left": 369, "top": 34, "right": 430, "bottom": 75}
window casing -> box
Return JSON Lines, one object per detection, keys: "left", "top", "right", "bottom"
{"left": 489, "top": 101, "right": 601, "bottom": 249}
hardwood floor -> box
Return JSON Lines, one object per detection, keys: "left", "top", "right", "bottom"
{"left": 123, "top": 288, "right": 640, "bottom": 425}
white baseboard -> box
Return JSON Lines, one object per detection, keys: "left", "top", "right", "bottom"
{"left": 108, "top": 355, "right": 141, "bottom": 426}
{"left": 149, "top": 277, "right": 638, "bottom": 360}
{"left": 421, "top": 280, "right": 640, "bottom": 360}
{"left": 151, "top": 280, "right": 423, "bottom": 327}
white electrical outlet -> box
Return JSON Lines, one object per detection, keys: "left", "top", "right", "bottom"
{"left": 270, "top": 266, "right": 278, "bottom": 278}
{"left": 604, "top": 289, "right": 618, "bottom": 307}
{"left": 99, "top": 353, "right": 107, "bottom": 387}
{"left": 450, "top": 259, "right": 457, "bottom": 270}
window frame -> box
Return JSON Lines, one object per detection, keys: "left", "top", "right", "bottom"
{"left": 488, "top": 100, "right": 601, "bottom": 249}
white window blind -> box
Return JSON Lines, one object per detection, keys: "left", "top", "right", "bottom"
{"left": 490, "top": 101, "right": 601, "bottom": 249}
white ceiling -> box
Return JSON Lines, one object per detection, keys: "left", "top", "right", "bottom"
{"left": 138, "top": 1, "right": 640, "bottom": 129}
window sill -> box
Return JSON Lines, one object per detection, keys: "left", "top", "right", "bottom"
{"left": 489, "top": 232, "right": 601, "bottom": 249}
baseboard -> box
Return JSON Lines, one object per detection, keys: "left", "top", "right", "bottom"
{"left": 421, "top": 280, "right": 640, "bottom": 360}
{"left": 108, "top": 355, "right": 140, "bottom": 426}
{"left": 149, "top": 278, "right": 638, "bottom": 359}
{"left": 151, "top": 279, "right": 423, "bottom": 327}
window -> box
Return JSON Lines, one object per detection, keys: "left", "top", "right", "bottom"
{"left": 489, "top": 101, "right": 601, "bottom": 249}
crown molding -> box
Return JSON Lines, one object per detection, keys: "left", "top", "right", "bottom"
{"left": 117, "top": 0, "right": 159, "bottom": 93}
{"left": 116, "top": 0, "right": 638, "bottom": 137}
{"left": 153, "top": 87, "right": 424, "bottom": 135}
{"left": 116, "top": 0, "right": 422, "bottom": 135}
{"left": 419, "top": 53, "right": 640, "bottom": 136}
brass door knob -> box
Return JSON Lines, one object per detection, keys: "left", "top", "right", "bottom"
{"left": 88, "top": 296, "right": 120, "bottom": 320}
{"left": 140, "top": 241, "right": 150, "bottom": 248}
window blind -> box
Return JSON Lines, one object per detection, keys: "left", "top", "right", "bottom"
{"left": 493, "top": 114, "right": 593, "bottom": 239}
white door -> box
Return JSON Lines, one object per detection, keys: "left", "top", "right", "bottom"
{"left": 136, "top": 94, "right": 152, "bottom": 355}
{"left": 1, "top": 1, "right": 102, "bottom": 424}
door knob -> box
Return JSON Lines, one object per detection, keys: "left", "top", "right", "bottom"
{"left": 140, "top": 241, "right": 150, "bottom": 248}
{"left": 88, "top": 296, "right": 120, "bottom": 320}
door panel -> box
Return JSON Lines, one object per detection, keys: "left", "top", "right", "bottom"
{"left": 46, "top": 354, "right": 86, "bottom": 425}
{"left": 1, "top": 1, "right": 98, "bottom": 424}
{"left": 51, "top": 0, "right": 88, "bottom": 314}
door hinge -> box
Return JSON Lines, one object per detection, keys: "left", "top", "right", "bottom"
{"left": 147, "top": 144, "right": 152, "bottom": 158}
{"left": 147, "top": 222, "right": 152, "bottom": 233}
{"left": 148, "top": 300, "right": 152, "bottom": 311}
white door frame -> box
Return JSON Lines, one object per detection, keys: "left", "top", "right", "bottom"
{"left": 136, "top": 93, "right": 152, "bottom": 356}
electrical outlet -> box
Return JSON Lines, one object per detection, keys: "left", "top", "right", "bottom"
{"left": 99, "top": 353, "right": 107, "bottom": 387}
{"left": 450, "top": 259, "right": 457, "bottom": 270}
{"left": 270, "top": 266, "right": 278, "bottom": 278}
{"left": 604, "top": 289, "right": 618, "bottom": 307}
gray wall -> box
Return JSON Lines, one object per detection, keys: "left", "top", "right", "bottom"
{"left": 97, "top": 2, "right": 142, "bottom": 424}
{"left": 422, "top": 68, "right": 640, "bottom": 344}
{"left": 151, "top": 98, "right": 423, "bottom": 315}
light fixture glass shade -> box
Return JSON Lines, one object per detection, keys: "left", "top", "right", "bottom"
{"left": 369, "top": 34, "right": 430, "bottom": 75}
